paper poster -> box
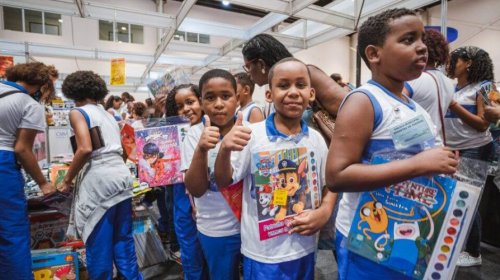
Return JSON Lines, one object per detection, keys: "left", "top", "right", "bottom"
{"left": 135, "top": 124, "right": 188, "bottom": 187}
{"left": 347, "top": 153, "right": 481, "bottom": 279}
{"left": 110, "top": 58, "right": 125, "bottom": 85}
{"left": 147, "top": 68, "right": 190, "bottom": 97}
{"left": 250, "top": 147, "right": 320, "bottom": 241}
{"left": 0, "top": 55, "right": 13, "bottom": 78}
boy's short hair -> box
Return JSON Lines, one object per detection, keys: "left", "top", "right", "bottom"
{"left": 198, "top": 69, "right": 237, "bottom": 95}
{"left": 62, "top": 71, "right": 108, "bottom": 102}
{"left": 358, "top": 8, "right": 417, "bottom": 68}
{"left": 267, "top": 57, "right": 311, "bottom": 89}
{"left": 234, "top": 72, "right": 255, "bottom": 95}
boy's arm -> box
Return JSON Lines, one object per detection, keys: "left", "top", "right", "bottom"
{"left": 215, "top": 112, "right": 251, "bottom": 187}
{"left": 449, "top": 97, "right": 490, "bottom": 132}
{"left": 248, "top": 107, "right": 264, "bottom": 123}
{"left": 185, "top": 145, "right": 210, "bottom": 197}
{"left": 326, "top": 92, "right": 458, "bottom": 193}
{"left": 308, "top": 65, "right": 348, "bottom": 117}
{"left": 184, "top": 116, "right": 220, "bottom": 197}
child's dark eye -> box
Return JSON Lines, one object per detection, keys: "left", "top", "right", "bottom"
{"left": 296, "top": 83, "right": 307, "bottom": 89}
{"left": 278, "top": 83, "right": 289, "bottom": 89}
{"left": 401, "top": 36, "right": 415, "bottom": 44}
{"left": 222, "top": 94, "right": 232, "bottom": 100}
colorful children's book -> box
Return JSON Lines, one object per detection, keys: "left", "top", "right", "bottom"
{"left": 121, "top": 122, "right": 138, "bottom": 163}
{"left": 347, "top": 153, "right": 482, "bottom": 279}
{"left": 32, "top": 248, "right": 78, "bottom": 280}
{"left": 250, "top": 147, "right": 320, "bottom": 241}
{"left": 135, "top": 123, "right": 189, "bottom": 188}
{"left": 50, "top": 164, "right": 70, "bottom": 186}
{"left": 219, "top": 180, "right": 243, "bottom": 221}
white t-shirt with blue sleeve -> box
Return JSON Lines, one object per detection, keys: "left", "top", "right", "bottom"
{"left": 180, "top": 122, "right": 240, "bottom": 237}
{"left": 230, "top": 114, "right": 328, "bottom": 264}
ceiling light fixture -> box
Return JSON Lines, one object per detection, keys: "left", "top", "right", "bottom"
{"left": 121, "top": 26, "right": 127, "bottom": 31}
{"left": 222, "top": 1, "right": 230, "bottom": 6}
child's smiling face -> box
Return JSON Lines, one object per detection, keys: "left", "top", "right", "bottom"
{"left": 376, "top": 15, "right": 428, "bottom": 82}
{"left": 175, "top": 88, "right": 202, "bottom": 125}
{"left": 266, "top": 60, "right": 315, "bottom": 120}
{"left": 201, "top": 77, "right": 238, "bottom": 130}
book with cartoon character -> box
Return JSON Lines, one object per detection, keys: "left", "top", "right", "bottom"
{"left": 250, "top": 147, "right": 320, "bottom": 241}
{"left": 347, "top": 153, "right": 459, "bottom": 279}
{"left": 135, "top": 124, "right": 188, "bottom": 188}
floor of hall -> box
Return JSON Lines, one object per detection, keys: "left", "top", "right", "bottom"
{"left": 142, "top": 242, "right": 500, "bottom": 280}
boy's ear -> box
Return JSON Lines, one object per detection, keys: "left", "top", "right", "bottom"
{"left": 365, "top": 44, "right": 381, "bottom": 65}
{"left": 309, "top": 87, "right": 316, "bottom": 103}
{"left": 244, "top": 85, "right": 251, "bottom": 95}
{"left": 265, "top": 89, "right": 273, "bottom": 103}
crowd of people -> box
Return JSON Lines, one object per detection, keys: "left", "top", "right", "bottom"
{"left": 1, "top": 6, "right": 500, "bottom": 280}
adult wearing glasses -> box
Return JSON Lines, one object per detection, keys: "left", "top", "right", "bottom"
{"left": 445, "top": 46, "right": 495, "bottom": 267}
{"left": 0, "top": 62, "right": 55, "bottom": 278}
{"left": 241, "top": 33, "right": 348, "bottom": 118}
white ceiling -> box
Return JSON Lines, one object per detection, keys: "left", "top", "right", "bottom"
{"left": 3, "top": 0, "right": 494, "bottom": 97}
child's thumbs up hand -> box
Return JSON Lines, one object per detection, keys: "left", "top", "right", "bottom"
{"left": 221, "top": 111, "right": 252, "bottom": 152}
{"left": 198, "top": 115, "right": 220, "bottom": 152}
{"left": 235, "top": 111, "right": 244, "bottom": 126}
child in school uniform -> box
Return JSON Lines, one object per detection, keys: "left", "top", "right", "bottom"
{"left": 215, "top": 57, "right": 337, "bottom": 280}
{"left": 57, "top": 71, "right": 142, "bottom": 279}
{"left": 325, "top": 8, "right": 458, "bottom": 280}
{"left": 165, "top": 84, "right": 208, "bottom": 279}
{"left": 234, "top": 72, "right": 264, "bottom": 123}
{"left": 182, "top": 69, "right": 242, "bottom": 280}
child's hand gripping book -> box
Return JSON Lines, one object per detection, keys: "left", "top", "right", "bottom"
{"left": 250, "top": 147, "right": 321, "bottom": 241}
{"left": 347, "top": 152, "right": 484, "bottom": 280}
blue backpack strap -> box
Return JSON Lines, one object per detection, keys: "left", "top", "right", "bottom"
{"left": 73, "top": 108, "right": 91, "bottom": 128}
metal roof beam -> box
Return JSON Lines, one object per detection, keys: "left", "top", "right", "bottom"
{"left": 304, "top": 0, "right": 440, "bottom": 48}
{"left": 294, "top": 6, "right": 355, "bottom": 30}
{"left": 0, "top": 40, "right": 205, "bottom": 66}
{"left": 139, "top": 0, "right": 197, "bottom": 88}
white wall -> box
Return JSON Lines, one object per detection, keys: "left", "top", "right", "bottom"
{"left": 428, "top": 0, "right": 500, "bottom": 83}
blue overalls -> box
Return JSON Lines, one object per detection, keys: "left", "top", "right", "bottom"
{"left": 0, "top": 82, "right": 34, "bottom": 279}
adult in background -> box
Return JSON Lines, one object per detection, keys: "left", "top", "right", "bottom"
{"left": 406, "top": 29, "right": 454, "bottom": 142}
{"left": 0, "top": 62, "right": 55, "bottom": 278}
{"left": 241, "top": 33, "right": 348, "bottom": 118}
{"left": 445, "top": 46, "right": 495, "bottom": 267}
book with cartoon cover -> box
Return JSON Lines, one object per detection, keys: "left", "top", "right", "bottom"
{"left": 250, "top": 147, "right": 320, "bottom": 241}
{"left": 121, "top": 122, "right": 138, "bottom": 163}
{"left": 135, "top": 124, "right": 188, "bottom": 187}
{"left": 347, "top": 153, "right": 457, "bottom": 279}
